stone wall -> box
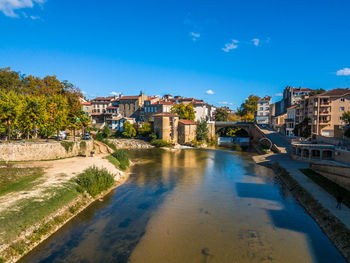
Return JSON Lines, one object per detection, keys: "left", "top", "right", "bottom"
{"left": 109, "top": 139, "right": 154, "bottom": 149}
{"left": 0, "top": 140, "right": 94, "bottom": 162}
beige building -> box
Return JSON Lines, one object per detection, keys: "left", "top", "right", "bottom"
{"left": 144, "top": 100, "right": 174, "bottom": 121}
{"left": 296, "top": 89, "right": 350, "bottom": 137}
{"left": 119, "top": 93, "right": 148, "bottom": 121}
{"left": 153, "top": 113, "right": 179, "bottom": 143}
{"left": 81, "top": 102, "right": 92, "bottom": 119}
{"left": 178, "top": 120, "right": 197, "bottom": 144}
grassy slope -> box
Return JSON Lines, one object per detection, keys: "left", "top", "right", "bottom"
{"left": 300, "top": 168, "right": 350, "bottom": 208}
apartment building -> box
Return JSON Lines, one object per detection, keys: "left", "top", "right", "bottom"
{"left": 255, "top": 96, "right": 271, "bottom": 125}
{"left": 307, "top": 89, "right": 350, "bottom": 137}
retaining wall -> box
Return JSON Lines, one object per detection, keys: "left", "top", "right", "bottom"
{"left": 0, "top": 140, "right": 94, "bottom": 162}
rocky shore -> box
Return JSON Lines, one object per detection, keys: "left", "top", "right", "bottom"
{"left": 109, "top": 139, "right": 154, "bottom": 149}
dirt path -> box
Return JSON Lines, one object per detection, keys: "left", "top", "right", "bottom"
{"left": 0, "top": 154, "right": 123, "bottom": 213}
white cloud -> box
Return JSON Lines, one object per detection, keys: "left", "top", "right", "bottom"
{"left": 30, "top": 15, "right": 39, "bottom": 19}
{"left": 275, "top": 93, "right": 283, "bottom": 97}
{"left": 252, "top": 38, "right": 260, "bottom": 46}
{"left": 205, "top": 89, "right": 215, "bottom": 95}
{"left": 0, "top": 0, "right": 46, "bottom": 18}
{"left": 222, "top": 40, "right": 239, "bottom": 52}
{"left": 190, "top": 32, "right": 200, "bottom": 41}
{"left": 218, "top": 101, "right": 233, "bottom": 106}
{"left": 109, "top": 91, "right": 121, "bottom": 96}
{"left": 336, "top": 68, "right": 350, "bottom": 76}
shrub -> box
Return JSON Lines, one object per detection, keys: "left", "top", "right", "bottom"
{"left": 106, "top": 155, "right": 120, "bottom": 168}
{"left": 137, "top": 122, "right": 151, "bottom": 137}
{"left": 196, "top": 120, "right": 208, "bottom": 142}
{"left": 76, "top": 166, "right": 115, "bottom": 197}
{"left": 60, "top": 141, "right": 74, "bottom": 153}
{"left": 122, "top": 121, "right": 136, "bottom": 138}
{"left": 112, "top": 149, "right": 130, "bottom": 170}
{"left": 149, "top": 132, "right": 157, "bottom": 141}
{"left": 151, "top": 139, "right": 172, "bottom": 148}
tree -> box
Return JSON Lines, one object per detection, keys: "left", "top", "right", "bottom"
{"left": 137, "top": 122, "right": 151, "bottom": 137}
{"left": 0, "top": 67, "right": 23, "bottom": 92}
{"left": 171, "top": 103, "right": 195, "bottom": 121}
{"left": 47, "top": 95, "right": 68, "bottom": 140}
{"left": 237, "top": 95, "right": 260, "bottom": 120}
{"left": 101, "top": 125, "right": 111, "bottom": 138}
{"left": 122, "top": 121, "right": 136, "bottom": 138}
{"left": 309, "top": 89, "right": 326, "bottom": 97}
{"left": 196, "top": 120, "right": 208, "bottom": 141}
{"left": 293, "top": 118, "right": 311, "bottom": 138}
{"left": 342, "top": 111, "right": 350, "bottom": 138}
{"left": 214, "top": 108, "right": 228, "bottom": 121}
{"left": 0, "top": 90, "right": 20, "bottom": 140}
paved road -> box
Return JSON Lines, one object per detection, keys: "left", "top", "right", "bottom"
{"left": 259, "top": 127, "right": 291, "bottom": 153}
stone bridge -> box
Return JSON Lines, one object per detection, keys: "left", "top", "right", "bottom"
{"left": 212, "top": 121, "right": 281, "bottom": 153}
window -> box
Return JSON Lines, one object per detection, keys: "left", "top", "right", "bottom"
{"left": 341, "top": 98, "right": 345, "bottom": 102}
{"left": 340, "top": 116, "right": 343, "bottom": 121}
{"left": 341, "top": 107, "right": 345, "bottom": 111}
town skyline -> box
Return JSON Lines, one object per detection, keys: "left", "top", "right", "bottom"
{"left": 1, "top": 0, "right": 350, "bottom": 109}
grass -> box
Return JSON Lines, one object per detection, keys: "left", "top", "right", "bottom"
{"left": 106, "top": 155, "right": 120, "bottom": 168}
{"left": 0, "top": 182, "right": 79, "bottom": 244}
{"left": 151, "top": 139, "right": 172, "bottom": 148}
{"left": 0, "top": 167, "right": 43, "bottom": 197}
{"left": 111, "top": 149, "right": 130, "bottom": 170}
{"left": 76, "top": 166, "right": 115, "bottom": 197}
{"left": 300, "top": 168, "right": 350, "bottom": 208}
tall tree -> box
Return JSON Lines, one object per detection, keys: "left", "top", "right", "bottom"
{"left": 0, "top": 90, "right": 20, "bottom": 140}
{"left": 171, "top": 103, "right": 195, "bottom": 121}
{"left": 196, "top": 120, "right": 208, "bottom": 141}
{"left": 214, "top": 108, "right": 228, "bottom": 121}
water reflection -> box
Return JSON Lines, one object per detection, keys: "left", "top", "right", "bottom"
{"left": 20, "top": 149, "right": 345, "bottom": 263}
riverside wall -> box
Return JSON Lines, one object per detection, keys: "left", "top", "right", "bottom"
{"left": 0, "top": 140, "right": 94, "bottom": 162}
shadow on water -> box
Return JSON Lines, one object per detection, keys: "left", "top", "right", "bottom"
{"left": 235, "top": 175, "right": 345, "bottom": 263}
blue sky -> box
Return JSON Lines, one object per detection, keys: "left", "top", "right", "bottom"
{"left": 1, "top": 0, "right": 350, "bottom": 109}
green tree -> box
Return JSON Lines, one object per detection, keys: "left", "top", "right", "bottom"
{"left": 122, "top": 121, "right": 136, "bottom": 138}
{"left": 309, "top": 89, "right": 326, "bottom": 97}
{"left": 171, "top": 103, "right": 195, "bottom": 121}
{"left": 101, "top": 125, "right": 111, "bottom": 138}
{"left": 0, "top": 67, "right": 23, "bottom": 92}
{"left": 0, "top": 90, "right": 20, "bottom": 140}
{"left": 137, "top": 122, "right": 151, "bottom": 137}
{"left": 342, "top": 111, "right": 350, "bottom": 138}
{"left": 47, "top": 95, "right": 68, "bottom": 140}
{"left": 196, "top": 120, "right": 208, "bottom": 141}
{"left": 238, "top": 95, "right": 260, "bottom": 119}
{"left": 214, "top": 108, "right": 228, "bottom": 121}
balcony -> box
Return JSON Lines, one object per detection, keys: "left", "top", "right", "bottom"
{"left": 319, "top": 111, "right": 330, "bottom": 115}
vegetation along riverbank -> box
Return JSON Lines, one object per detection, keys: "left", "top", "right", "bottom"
{"left": 0, "top": 147, "right": 131, "bottom": 263}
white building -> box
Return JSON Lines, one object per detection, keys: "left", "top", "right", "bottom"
{"left": 285, "top": 105, "right": 297, "bottom": 137}
{"left": 193, "top": 102, "right": 216, "bottom": 122}
{"left": 255, "top": 96, "right": 271, "bottom": 125}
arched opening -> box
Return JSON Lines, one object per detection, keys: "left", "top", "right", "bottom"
{"left": 216, "top": 127, "right": 249, "bottom": 137}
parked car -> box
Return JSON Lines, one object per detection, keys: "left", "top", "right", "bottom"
{"left": 83, "top": 132, "right": 91, "bottom": 140}
{"left": 58, "top": 131, "right": 67, "bottom": 140}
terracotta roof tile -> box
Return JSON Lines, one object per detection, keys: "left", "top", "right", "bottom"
{"left": 179, "top": 119, "right": 196, "bottom": 125}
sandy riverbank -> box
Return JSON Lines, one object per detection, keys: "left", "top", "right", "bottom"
{"left": 0, "top": 154, "right": 131, "bottom": 263}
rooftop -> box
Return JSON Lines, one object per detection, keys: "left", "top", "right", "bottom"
{"left": 318, "top": 88, "right": 350, "bottom": 97}
{"left": 179, "top": 119, "right": 196, "bottom": 125}
{"left": 153, "top": 112, "right": 178, "bottom": 117}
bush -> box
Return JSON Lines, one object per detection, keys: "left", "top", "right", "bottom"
{"left": 60, "top": 141, "right": 74, "bottom": 153}
{"left": 137, "top": 122, "right": 151, "bottom": 137}
{"left": 122, "top": 121, "right": 136, "bottom": 138}
{"left": 149, "top": 132, "right": 157, "bottom": 141}
{"left": 76, "top": 166, "right": 115, "bottom": 197}
{"left": 151, "top": 139, "right": 172, "bottom": 148}
{"left": 112, "top": 149, "right": 130, "bottom": 170}
{"left": 95, "top": 134, "right": 117, "bottom": 151}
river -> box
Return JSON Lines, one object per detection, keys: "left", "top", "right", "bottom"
{"left": 20, "top": 148, "right": 345, "bottom": 263}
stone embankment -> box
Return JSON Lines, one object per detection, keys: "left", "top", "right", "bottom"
{"left": 0, "top": 140, "right": 94, "bottom": 162}
{"left": 109, "top": 139, "right": 154, "bottom": 149}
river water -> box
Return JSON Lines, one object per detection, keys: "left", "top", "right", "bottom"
{"left": 21, "top": 149, "right": 345, "bottom": 263}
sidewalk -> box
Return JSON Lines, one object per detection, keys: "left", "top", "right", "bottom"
{"left": 254, "top": 152, "right": 350, "bottom": 230}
